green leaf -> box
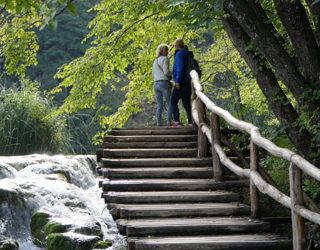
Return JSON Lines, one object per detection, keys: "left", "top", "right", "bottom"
{"left": 48, "top": 19, "right": 58, "bottom": 30}
{"left": 67, "top": 2, "right": 77, "bottom": 15}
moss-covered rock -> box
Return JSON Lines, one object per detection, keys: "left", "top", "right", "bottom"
{"left": 44, "top": 173, "right": 69, "bottom": 182}
{"left": 44, "top": 222, "right": 69, "bottom": 235}
{"left": 30, "top": 212, "right": 73, "bottom": 247}
{"left": 52, "top": 170, "right": 71, "bottom": 183}
{"left": 0, "top": 235, "right": 19, "bottom": 250}
{"left": 30, "top": 211, "right": 52, "bottom": 247}
{"left": 47, "top": 233, "right": 100, "bottom": 250}
{"left": 93, "top": 240, "right": 112, "bottom": 249}
{"left": 74, "top": 221, "right": 103, "bottom": 237}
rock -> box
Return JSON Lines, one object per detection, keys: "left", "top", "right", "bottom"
{"left": 74, "top": 221, "right": 103, "bottom": 237}
{"left": 30, "top": 212, "right": 73, "bottom": 247}
{"left": 0, "top": 182, "right": 39, "bottom": 238}
{"left": 93, "top": 240, "right": 112, "bottom": 249}
{"left": 44, "top": 222, "right": 70, "bottom": 235}
{"left": 30, "top": 212, "right": 104, "bottom": 248}
{"left": 30, "top": 211, "right": 52, "bottom": 247}
{"left": 47, "top": 232, "right": 100, "bottom": 250}
{"left": 43, "top": 173, "right": 70, "bottom": 182}
{"left": 0, "top": 164, "right": 17, "bottom": 179}
{"left": 0, "top": 235, "right": 19, "bottom": 250}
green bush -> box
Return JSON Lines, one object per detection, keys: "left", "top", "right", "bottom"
{"left": 0, "top": 83, "right": 68, "bottom": 155}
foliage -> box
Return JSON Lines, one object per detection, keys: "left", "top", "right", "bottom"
{"left": 0, "top": 16, "right": 40, "bottom": 77}
{"left": 50, "top": 0, "right": 295, "bottom": 146}
{"left": 0, "top": 82, "right": 68, "bottom": 155}
{"left": 0, "top": 0, "right": 75, "bottom": 78}
{"left": 304, "top": 178, "right": 320, "bottom": 201}
{"left": 0, "top": 0, "right": 101, "bottom": 154}
{"left": 51, "top": 0, "right": 201, "bottom": 143}
{"left": 260, "top": 155, "right": 290, "bottom": 194}
{"left": 201, "top": 31, "right": 271, "bottom": 123}
{"left": 28, "top": 0, "right": 96, "bottom": 93}
{"left": 0, "top": 0, "right": 318, "bottom": 162}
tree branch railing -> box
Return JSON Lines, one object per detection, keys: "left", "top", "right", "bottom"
{"left": 190, "top": 70, "right": 320, "bottom": 250}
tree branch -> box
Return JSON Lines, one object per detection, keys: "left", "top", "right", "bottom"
{"left": 274, "top": 0, "right": 320, "bottom": 89}
{"left": 0, "top": 3, "right": 6, "bottom": 15}
{"left": 113, "top": 11, "right": 160, "bottom": 47}
{"left": 224, "top": 0, "right": 312, "bottom": 106}
{"left": 55, "top": 0, "right": 75, "bottom": 18}
{"left": 222, "top": 13, "right": 312, "bottom": 158}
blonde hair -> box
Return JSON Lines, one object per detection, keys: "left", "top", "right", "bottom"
{"left": 156, "top": 44, "right": 169, "bottom": 57}
{"left": 174, "top": 39, "right": 184, "bottom": 49}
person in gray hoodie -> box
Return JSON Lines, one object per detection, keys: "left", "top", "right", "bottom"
{"left": 152, "top": 44, "right": 172, "bottom": 126}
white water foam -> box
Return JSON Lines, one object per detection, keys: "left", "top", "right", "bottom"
{"left": 0, "top": 154, "right": 126, "bottom": 250}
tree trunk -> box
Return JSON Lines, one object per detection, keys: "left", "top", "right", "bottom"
{"left": 222, "top": 14, "right": 312, "bottom": 158}
{"left": 274, "top": 0, "right": 320, "bottom": 90}
{"left": 224, "top": 0, "right": 311, "bottom": 104}
{"left": 305, "top": 0, "right": 320, "bottom": 44}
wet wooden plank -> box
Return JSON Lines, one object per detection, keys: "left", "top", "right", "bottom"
{"left": 102, "top": 179, "right": 249, "bottom": 192}
{"left": 111, "top": 129, "right": 197, "bottom": 136}
{"left": 103, "top": 148, "right": 198, "bottom": 158}
{"left": 117, "top": 217, "right": 270, "bottom": 237}
{"left": 115, "top": 202, "right": 250, "bottom": 219}
{"left": 104, "top": 135, "right": 198, "bottom": 142}
{"left": 102, "top": 141, "right": 197, "bottom": 148}
{"left": 128, "top": 234, "right": 292, "bottom": 250}
{"left": 101, "top": 157, "right": 212, "bottom": 168}
{"left": 103, "top": 190, "right": 240, "bottom": 204}
{"left": 103, "top": 167, "right": 213, "bottom": 179}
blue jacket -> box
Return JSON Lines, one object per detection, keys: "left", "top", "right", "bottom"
{"left": 173, "top": 49, "right": 190, "bottom": 85}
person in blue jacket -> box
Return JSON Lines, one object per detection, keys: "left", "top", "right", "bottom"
{"left": 171, "top": 38, "right": 192, "bottom": 128}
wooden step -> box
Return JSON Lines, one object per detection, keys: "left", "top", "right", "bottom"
{"left": 103, "top": 167, "right": 213, "bottom": 179}
{"left": 128, "top": 234, "right": 292, "bottom": 250}
{"left": 102, "top": 179, "right": 249, "bottom": 191}
{"left": 111, "top": 202, "right": 250, "bottom": 219}
{"left": 100, "top": 158, "right": 212, "bottom": 168}
{"left": 102, "top": 141, "right": 197, "bottom": 148}
{"left": 103, "top": 191, "right": 240, "bottom": 204}
{"left": 110, "top": 129, "right": 197, "bottom": 136}
{"left": 104, "top": 135, "right": 197, "bottom": 142}
{"left": 117, "top": 217, "right": 271, "bottom": 237}
{"left": 103, "top": 148, "right": 198, "bottom": 158}
{"left": 113, "top": 127, "right": 193, "bottom": 130}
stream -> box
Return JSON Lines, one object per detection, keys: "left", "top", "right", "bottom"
{"left": 0, "top": 154, "right": 126, "bottom": 250}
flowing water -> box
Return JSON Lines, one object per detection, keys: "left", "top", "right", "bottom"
{"left": 0, "top": 154, "right": 126, "bottom": 250}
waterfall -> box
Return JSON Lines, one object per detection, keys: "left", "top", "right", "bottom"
{"left": 0, "top": 154, "right": 126, "bottom": 250}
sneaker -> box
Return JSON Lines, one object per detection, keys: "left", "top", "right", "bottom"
{"left": 172, "top": 122, "right": 182, "bottom": 128}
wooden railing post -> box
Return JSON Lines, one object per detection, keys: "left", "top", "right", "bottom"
{"left": 250, "top": 140, "right": 260, "bottom": 218}
{"left": 195, "top": 97, "right": 208, "bottom": 157}
{"left": 290, "top": 163, "right": 306, "bottom": 250}
{"left": 210, "top": 113, "right": 223, "bottom": 181}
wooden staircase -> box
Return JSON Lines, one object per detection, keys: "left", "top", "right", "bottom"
{"left": 97, "top": 127, "right": 292, "bottom": 250}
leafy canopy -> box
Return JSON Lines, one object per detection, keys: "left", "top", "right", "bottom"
{"left": 0, "top": 0, "right": 75, "bottom": 77}
{"left": 51, "top": 0, "right": 208, "bottom": 141}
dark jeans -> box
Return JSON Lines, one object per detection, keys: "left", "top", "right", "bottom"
{"left": 171, "top": 85, "right": 192, "bottom": 124}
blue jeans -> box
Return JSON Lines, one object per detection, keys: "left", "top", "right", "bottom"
{"left": 154, "top": 80, "right": 172, "bottom": 126}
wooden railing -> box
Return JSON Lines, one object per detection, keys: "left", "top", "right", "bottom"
{"left": 190, "top": 70, "right": 320, "bottom": 250}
